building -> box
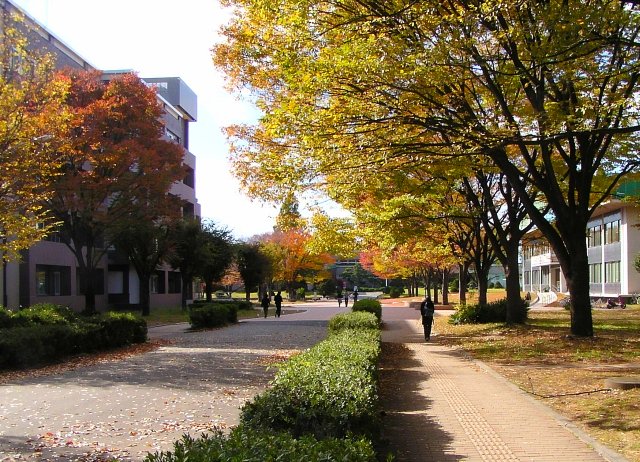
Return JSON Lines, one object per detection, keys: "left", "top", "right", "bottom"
{"left": 0, "top": 0, "right": 200, "bottom": 311}
{"left": 521, "top": 189, "right": 640, "bottom": 301}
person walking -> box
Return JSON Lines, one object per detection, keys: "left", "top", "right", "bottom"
{"left": 420, "top": 296, "right": 435, "bottom": 341}
{"left": 344, "top": 292, "right": 349, "bottom": 308}
{"left": 353, "top": 290, "right": 359, "bottom": 303}
{"left": 261, "top": 293, "right": 270, "bottom": 318}
{"left": 337, "top": 291, "right": 342, "bottom": 307}
{"left": 274, "top": 291, "right": 283, "bottom": 317}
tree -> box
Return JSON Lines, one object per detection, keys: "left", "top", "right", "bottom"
{"left": 236, "top": 242, "right": 271, "bottom": 301}
{"left": 168, "top": 218, "right": 208, "bottom": 310}
{"left": 199, "top": 222, "right": 234, "bottom": 302}
{"left": 111, "top": 216, "right": 176, "bottom": 316}
{"left": 46, "top": 70, "right": 185, "bottom": 313}
{"left": 215, "top": 0, "right": 640, "bottom": 336}
{"left": 0, "top": 12, "right": 69, "bottom": 261}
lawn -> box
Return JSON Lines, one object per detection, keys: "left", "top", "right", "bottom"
{"left": 435, "top": 306, "right": 640, "bottom": 461}
{"left": 130, "top": 303, "right": 263, "bottom": 327}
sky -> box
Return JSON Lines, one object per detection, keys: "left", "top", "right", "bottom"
{"left": 11, "top": 0, "right": 279, "bottom": 239}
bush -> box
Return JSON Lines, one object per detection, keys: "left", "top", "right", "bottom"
{"left": 0, "top": 307, "right": 13, "bottom": 328}
{"left": 236, "top": 301, "right": 254, "bottom": 310}
{"left": 189, "top": 303, "right": 238, "bottom": 329}
{"left": 329, "top": 311, "right": 379, "bottom": 333}
{"left": 13, "top": 303, "right": 77, "bottom": 326}
{"left": 449, "top": 298, "right": 529, "bottom": 325}
{"left": 494, "top": 281, "right": 503, "bottom": 289}
{"left": 96, "top": 312, "right": 148, "bottom": 347}
{"left": 351, "top": 299, "right": 382, "bottom": 321}
{"left": 388, "top": 286, "right": 403, "bottom": 298}
{"left": 240, "top": 327, "right": 381, "bottom": 440}
{"left": 145, "top": 428, "right": 377, "bottom": 462}
{"left": 0, "top": 324, "right": 79, "bottom": 368}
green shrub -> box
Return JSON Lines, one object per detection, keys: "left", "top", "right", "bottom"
{"left": 449, "top": 298, "right": 528, "bottom": 325}
{"left": 240, "top": 327, "right": 381, "bottom": 440}
{"left": 145, "top": 428, "right": 377, "bottom": 462}
{"left": 189, "top": 303, "right": 236, "bottom": 329}
{"left": 351, "top": 299, "right": 382, "bottom": 321}
{"left": 0, "top": 311, "right": 147, "bottom": 370}
{"left": 236, "top": 300, "right": 254, "bottom": 310}
{"left": 14, "top": 303, "right": 77, "bottom": 326}
{"left": 97, "top": 312, "right": 148, "bottom": 346}
{"left": 388, "top": 286, "right": 403, "bottom": 298}
{"left": 0, "top": 324, "right": 78, "bottom": 368}
{"left": 329, "top": 311, "right": 379, "bottom": 333}
{"left": 0, "top": 307, "right": 13, "bottom": 328}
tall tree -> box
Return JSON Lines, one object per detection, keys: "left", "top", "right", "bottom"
{"left": 0, "top": 12, "right": 69, "bottom": 261}
{"left": 236, "top": 242, "right": 271, "bottom": 301}
{"left": 46, "top": 70, "right": 185, "bottom": 313}
{"left": 199, "top": 222, "right": 234, "bottom": 302}
{"left": 168, "top": 218, "right": 208, "bottom": 310}
{"left": 215, "top": 0, "right": 640, "bottom": 336}
{"left": 111, "top": 214, "right": 178, "bottom": 316}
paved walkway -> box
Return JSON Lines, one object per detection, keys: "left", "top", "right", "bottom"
{"left": 0, "top": 300, "right": 628, "bottom": 461}
{"left": 379, "top": 306, "right": 628, "bottom": 462}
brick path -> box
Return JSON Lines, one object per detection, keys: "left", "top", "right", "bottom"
{"left": 379, "top": 307, "right": 629, "bottom": 462}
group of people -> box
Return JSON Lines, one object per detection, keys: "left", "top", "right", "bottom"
{"left": 260, "top": 290, "right": 435, "bottom": 342}
{"left": 260, "top": 291, "right": 283, "bottom": 318}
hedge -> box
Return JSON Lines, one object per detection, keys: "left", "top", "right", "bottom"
{"left": 449, "top": 298, "right": 529, "bottom": 324}
{"left": 351, "top": 299, "right": 382, "bottom": 321}
{"left": 146, "top": 427, "right": 377, "bottom": 462}
{"left": 329, "top": 311, "right": 380, "bottom": 333}
{"left": 240, "top": 323, "right": 381, "bottom": 439}
{"left": 150, "top": 311, "right": 384, "bottom": 461}
{"left": 188, "top": 303, "right": 238, "bottom": 329}
{"left": 0, "top": 304, "right": 147, "bottom": 370}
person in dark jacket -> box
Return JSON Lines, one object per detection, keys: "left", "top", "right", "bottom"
{"left": 420, "top": 296, "right": 435, "bottom": 341}
{"left": 261, "top": 293, "right": 270, "bottom": 318}
{"left": 274, "top": 291, "right": 283, "bottom": 317}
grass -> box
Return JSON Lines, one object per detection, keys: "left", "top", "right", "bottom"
{"left": 435, "top": 306, "right": 640, "bottom": 461}
{"left": 121, "top": 303, "right": 264, "bottom": 327}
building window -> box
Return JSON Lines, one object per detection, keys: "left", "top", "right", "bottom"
{"left": 36, "top": 265, "right": 71, "bottom": 296}
{"left": 587, "top": 225, "right": 602, "bottom": 247}
{"left": 605, "top": 261, "right": 621, "bottom": 283}
{"left": 76, "top": 268, "right": 105, "bottom": 295}
{"left": 604, "top": 220, "right": 620, "bottom": 244}
{"left": 168, "top": 271, "right": 181, "bottom": 294}
{"left": 589, "top": 263, "right": 602, "bottom": 284}
{"left": 150, "top": 274, "right": 159, "bottom": 294}
{"left": 150, "top": 270, "right": 166, "bottom": 294}
{"left": 165, "top": 128, "right": 181, "bottom": 143}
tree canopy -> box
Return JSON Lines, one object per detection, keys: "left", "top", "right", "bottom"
{"left": 215, "top": 0, "right": 640, "bottom": 336}
{"left": 0, "top": 12, "right": 70, "bottom": 260}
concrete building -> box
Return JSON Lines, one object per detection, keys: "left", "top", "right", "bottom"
{"left": 521, "top": 188, "right": 640, "bottom": 302}
{"left": 0, "top": 0, "right": 201, "bottom": 311}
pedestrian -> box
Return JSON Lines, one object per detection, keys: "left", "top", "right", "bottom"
{"left": 261, "top": 293, "right": 270, "bottom": 318}
{"left": 353, "top": 291, "right": 358, "bottom": 303}
{"left": 274, "top": 291, "right": 283, "bottom": 317}
{"left": 344, "top": 292, "right": 349, "bottom": 308}
{"left": 337, "top": 291, "right": 342, "bottom": 307}
{"left": 420, "top": 296, "right": 435, "bottom": 341}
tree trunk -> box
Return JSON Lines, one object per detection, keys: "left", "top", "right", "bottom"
{"left": 459, "top": 262, "right": 468, "bottom": 305}
{"left": 560, "top": 242, "right": 594, "bottom": 337}
{"left": 442, "top": 270, "right": 450, "bottom": 305}
{"left": 245, "top": 288, "right": 251, "bottom": 302}
{"left": 504, "top": 240, "right": 524, "bottom": 324}
{"left": 181, "top": 275, "right": 190, "bottom": 310}
{"left": 139, "top": 274, "right": 151, "bottom": 317}
{"left": 205, "top": 280, "right": 214, "bottom": 302}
